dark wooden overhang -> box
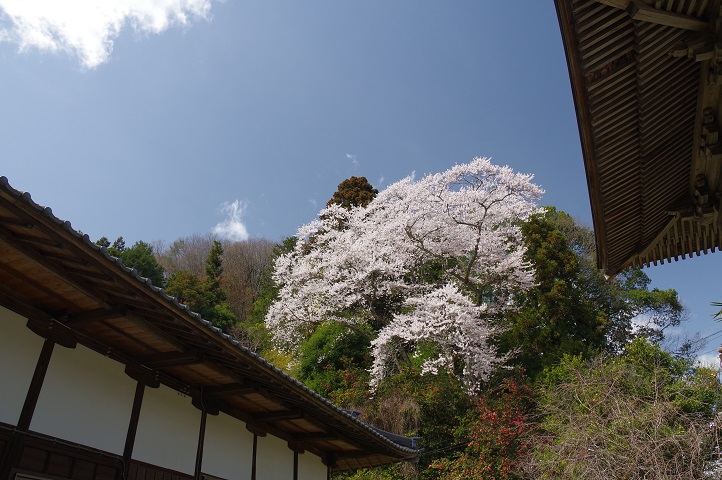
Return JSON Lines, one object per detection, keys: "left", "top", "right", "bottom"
{"left": 0, "top": 177, "right": 419, "bottom": 471}
{"left": 555, "top": 0, "right": 722, "bottom": 276}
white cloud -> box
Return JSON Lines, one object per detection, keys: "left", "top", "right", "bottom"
{"left": 309, "top": 198, "right": 318, "bottom": 209}
{"left": 378, "top": 176, "right": 385, "bottom": 186}
{"left": 345, "top": 153, "right": 359, "bottom": 167}
{"left": 212, "top": 199, "right": 249, "bottom": 242}
{"left": 0, "top": 0, "right": 212, "bottom": 68}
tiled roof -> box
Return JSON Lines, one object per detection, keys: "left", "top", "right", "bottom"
{"left": 0, "top": 176, "right": 419, "bottom": 471}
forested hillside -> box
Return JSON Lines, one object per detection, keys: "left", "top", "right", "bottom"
{"left": 100, "top": 159, "right": 722, "bottom": 479}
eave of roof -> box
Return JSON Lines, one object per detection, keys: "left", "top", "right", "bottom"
{"left": 555, "top": 0, "right": 722, "bottom": 276}
{"left": 0, "top": 176, "right": 419, "bottom": 471}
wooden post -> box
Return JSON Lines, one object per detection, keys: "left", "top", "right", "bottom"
{"left": 194, "top": 409, "right": 208, "bottom": 480}
{"left": 251, "top": 434, "right": 258, "bottom": 480}
{"left": 0, "top": 339, "right": 55, "bottom": 479}
{"left": 119, "top": 381, "right": 145, "bottom": 480}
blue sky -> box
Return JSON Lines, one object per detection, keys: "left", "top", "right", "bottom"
{"left": 2, "top": 1, "right": 721, "bottom": 361}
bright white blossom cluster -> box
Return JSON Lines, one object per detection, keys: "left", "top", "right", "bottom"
{"left": 266, "top": 157, "right": 543, "bottom": 391}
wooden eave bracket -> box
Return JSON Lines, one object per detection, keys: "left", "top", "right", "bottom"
{"left": 124, "top": 364, "right": 160, "bottom": 388}
{"left": 626, "top": 0, "right": 709, "bottom": 31}
{"left": 246, "top": 424, "right": 268, "bottom": 437}
{"left": 26, "top": 318, "right": 77, "bottom": 349}
{"left": 288, "top": 440, "right": 305, "bottom": 454}
{"left": 668, "top": 35, "right": 717, "bottom": 61}
{"left": 191, "top": 394, "right": 221, "bottom": 415}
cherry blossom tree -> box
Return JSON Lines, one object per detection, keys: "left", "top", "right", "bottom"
{"left": 267, "top": 157, "right": 543, "bottom": 391}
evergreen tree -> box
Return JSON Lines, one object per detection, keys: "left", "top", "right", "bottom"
{"left": 121, "top": 240, "right": 166, "bottom": 287}
{"left": 204, "top": 240, "right": 226, "bottom": 305}
{"left": 499, "top": 208, "right": 684, "bottom": 377}
{"left": 327, "top": 176, "right": 378, "bottom": 209}
{"left": 165, "top": 239, "right": 237, "bottom": 332}
{"left": 96, "top": 236, "right": 165, "bottom": 287}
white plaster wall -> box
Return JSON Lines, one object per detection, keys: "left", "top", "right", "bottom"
{"left": 133, "top": 383, "right": 200, "bottom": 474}
{"left": 201, "top": 411, "right": 254, "bottom": 479}
{"left": 298, "top": 452, "right": 328, "bottom": 480}
{"left": 256, "top": 434, "right": 293, "bottom": 480}
{"left": 31, "top": 343, "right": 136, "bottom": 455}
{"left": 0, "top": 305, "right": 44, "bottom": 426}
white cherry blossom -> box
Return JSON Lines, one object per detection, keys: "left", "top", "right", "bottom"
{"left": 266, "top": 157, "right": 543, "bottom": 391}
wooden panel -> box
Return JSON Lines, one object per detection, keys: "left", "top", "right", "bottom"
{"left": 14, "top": 434, "right": 121, "bottom": 479}
{"left": 129, "top": 461, "right": 194, "bottom": 480}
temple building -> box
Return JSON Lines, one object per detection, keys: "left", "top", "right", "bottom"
{"left": 555, "top": 0, "right": 722, "bottom": 275}
{"left": 0, "top": 177, "right": 417, "bottom": 480}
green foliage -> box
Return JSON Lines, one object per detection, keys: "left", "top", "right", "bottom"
{"left": 375, "top": 369, "right": 473, "bottom": 475}
{"left": 247, "top": 237, "right": 297, "bottom": 325}
{"left": 230, "top": 236, "right": 298, "bottom": 356}
{"left": 96, "top": 235, "right": 125, "bottom": 257}
{"left": 429, "top": 377, "right": 536, "bottom": 480}
{"left": 164, "top": 241, "right": 237, "bottom": 332}
{"left": 165, "top": 270, "right": 205, "bottom": 310}
{"left": 296, "top": 322, "right": 372, "bottom": 402}
{"left": 499, "top": 209, "right": 606, "bottom": 376}
{"left": 327, "top": 176, "right": 379, "bottom": 209}
{"left": 96, "top": 236, "right": 166, "bottom": 287}
{"left": 121, "top": 240, "right": 166, "bottom": 288}
{"left": 499, "top": 208, "right": 686, "bottom": 378}
{"left": 528, "top": 339, "right": 721, "bottom": 479}
{"left": 204, "top": 240, "right": 226, "bottom": 305}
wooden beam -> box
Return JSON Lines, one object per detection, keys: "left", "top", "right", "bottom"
{"left": 247, "top": 424, "right": 267, "bottom": 437}
{"left": 63, "top": 308, "right": 126, "bottom": 326}
{"left": 191, "top": 395, "right": 221, "bottom": 416}
{"left": 255, "top": 409, "right": 304, "bottom": 422}
{"left": 124, "top": 364, "right": 160, "bottom": 388}
{"left": 0, "top": 284, "right": 59, "bottom": 326}
{"left": 139, "top": 350, "right": 204, "bottom": 369}
{"left": 0, "top": 225, "right": 113, "bottom": 309}
{"left": 194, "top": 410, "right": 207, "bottom": 480}
{"left": 204, "top": 383, "right": 257, "bottom": 397}
{"left": 125, "top": 313, "right": 188, "bottom": 353}
{"left": 0, "top": 215, "right": 33, "bottom": 228}
{"left": 0, "top": 263, "right": 78, "bottom": 311}
{"left": 627, "top": 1, "right": 709, "bottom": 31}
{"left": 220, "top": 403, "right": 328, "bottom": 462}
{"left": 251, "top": 434, "right": 258, "bottom": 480}
{"left": 26, "top": 318, "right": 77, "bottom": 349}
{"left": 293, "top": 431, "right": 338, "bottom": 442}
{"left": 121, "top": 381, "right": 145, "bottom": 476}
{"left": 322, "top": 453, "right": 337, "bottom": 468}
{"left": 18, "top": 339, "right": 55, "bottom": 431}
{"left": 595, "top": 0, "right": 631, "bottom": 9}
{"left": 289, "top": 441, "right": 305, "bottom": 454}
{"left": 40, "top": 249, "right": 92, "bottom": 266}
{"left": 0, "top": 339, "right": 57, "bottom": 479}
{"left": 293, "top": 450, "right": 299, "bottom": 480}
{"left": 11, "top": 233, "right": 63, "bottom": 248}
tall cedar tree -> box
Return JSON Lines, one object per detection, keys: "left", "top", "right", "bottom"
{"left": 326, "top": 176, "right": 379, "bottom": 209}
{"left": 165, "top": 240, "right": 237, "bottom": 332}
{"left": 498, "top": 208, "right": 684, "bottom": 377}
{"left": 204, "top": 240, "right": 226, "bottom": 305}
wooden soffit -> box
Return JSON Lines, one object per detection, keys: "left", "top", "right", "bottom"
{"left": 556, "top": 0, "right": 722, "bottom": 275}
